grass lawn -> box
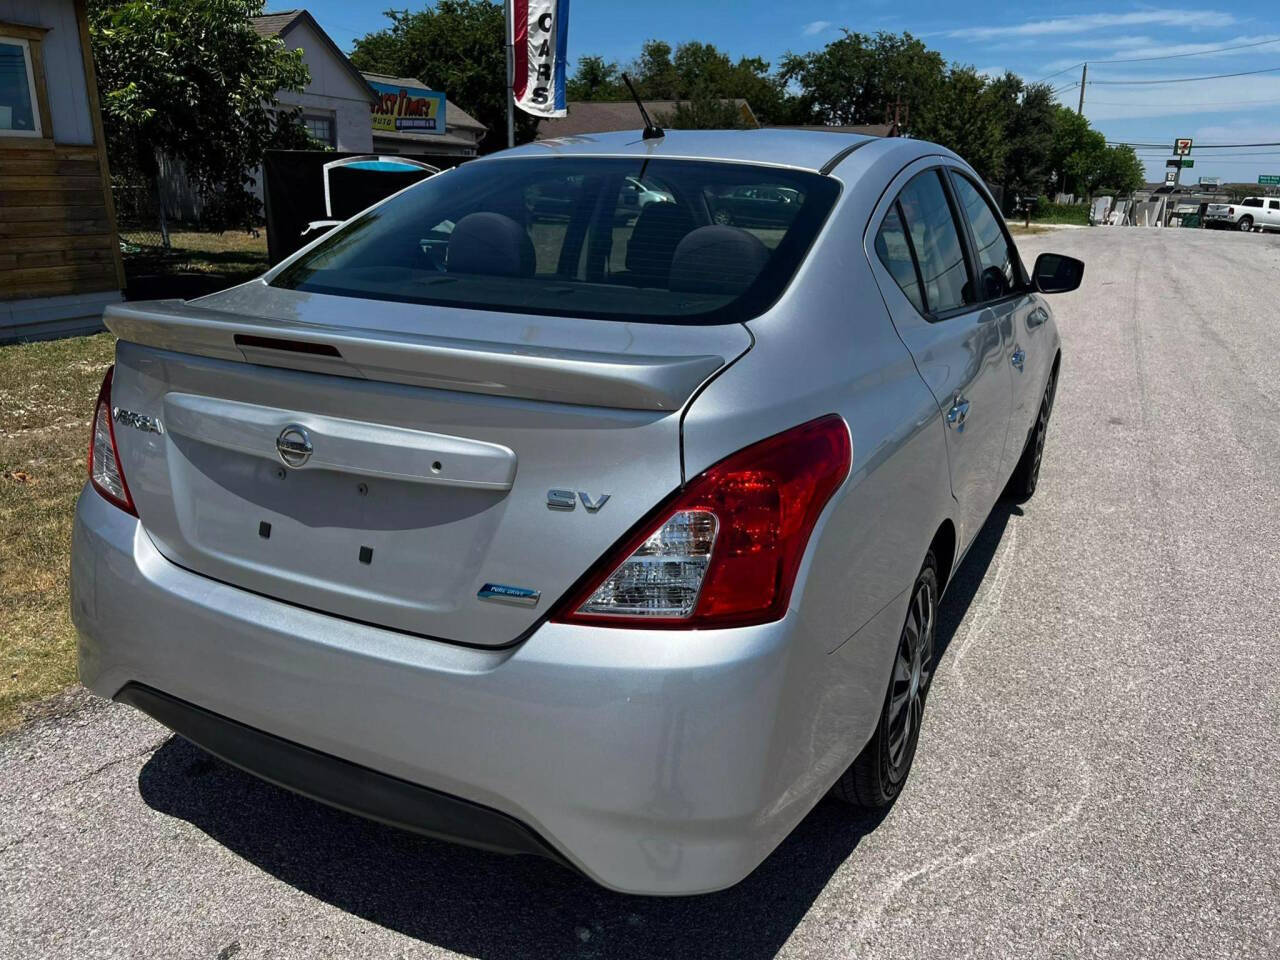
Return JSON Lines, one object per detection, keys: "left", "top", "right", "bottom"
{"left": 0, "top": 333, "right": 115, "bottom": 731}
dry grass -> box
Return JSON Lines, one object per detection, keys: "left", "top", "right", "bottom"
{"left": 0, "top": 333, "right": 115, "bottom": 730}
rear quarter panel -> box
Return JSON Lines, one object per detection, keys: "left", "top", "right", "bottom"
{"left": 681, "top": 150, "right": 955, "bottom": 759}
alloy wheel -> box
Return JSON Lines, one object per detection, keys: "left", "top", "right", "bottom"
{"left": 884, "top": 575, "right": 935, "bottom": 778}
{"left": 1027, "top": 373, "right": 1056, "bottom": 492}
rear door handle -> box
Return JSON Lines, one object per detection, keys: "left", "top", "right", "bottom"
{"left": 1011, "top": 347, "right": 1025, "bottom": 371}
{"left": 1027, "top": 307, "right": 1049, "bottom": 328}
{"left": 946, "top": 395, "right": 970, "bottom": 431}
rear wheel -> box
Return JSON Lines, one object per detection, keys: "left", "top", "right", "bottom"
{"left": 834, "top": 552, "right": 938, "bottom": 810}
{"left": 1005, "top": 366, "right": 1057, "bottom": 502}
{"left": 1239, "top": 216, "right": 1254, "bottom": 232}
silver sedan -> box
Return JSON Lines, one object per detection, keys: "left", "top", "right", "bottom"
{"left": 71, "top": 129, "right": 1081, "bottom": 895}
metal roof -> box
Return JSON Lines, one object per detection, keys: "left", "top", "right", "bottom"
{"left": 536, "top": 100, "right": 759, "bottom": 139}
{"left": 499, "top": 128, "right": 924, "bottom": 174}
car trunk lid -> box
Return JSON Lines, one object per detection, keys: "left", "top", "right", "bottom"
{"left": 106, "top": 286, "right": 751, "bottom": 646}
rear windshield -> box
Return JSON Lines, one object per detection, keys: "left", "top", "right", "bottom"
{"left": 270, "top": 157, "right": 839, "bottom": 324}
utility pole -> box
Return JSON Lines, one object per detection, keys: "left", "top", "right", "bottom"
{"left": 1077, "top": 63, "right": 1087, "bottom": 115}
{"left": 504, "top": 0, "right": 515, "bottom": 148}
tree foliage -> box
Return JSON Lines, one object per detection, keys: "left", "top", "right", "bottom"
{"left": 350, "top": 0, "right": 537, "bottom": 151}
{"left": 88, "top": 0, "right": 313, "bottom": 228}
{"left": 778, "top": 31, "right": 944, "bottom": 129}
{"left": 567, "top": 40, "right": 794, "bottom": 126}
{"left": 565, "top": 27, "right": 1137, "bottom": 201}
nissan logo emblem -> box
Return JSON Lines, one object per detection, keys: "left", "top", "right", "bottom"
{"left": 275, "top": 424, "right": 313, "bottom": 468}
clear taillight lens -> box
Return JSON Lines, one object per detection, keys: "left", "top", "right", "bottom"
{"left": 576, "top": 510, "right": 719, "bottom": 617}
{"left": 552, "top": 415, "right": 851, "bottom": 629}
{"left": 88, "top": 366, "right": 136, "bottom": 515}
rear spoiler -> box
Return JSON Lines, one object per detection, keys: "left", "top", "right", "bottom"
{"left": 105, "top": 300, "right": 729, "bottom": 411}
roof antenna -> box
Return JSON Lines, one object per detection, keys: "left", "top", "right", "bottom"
{"left": 621, "top": 73, "right": 664, "bottom": 140}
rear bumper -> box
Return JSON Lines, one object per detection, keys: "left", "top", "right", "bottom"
{"left": 72, "top": 485, "right": 883, "bottom": 895}
{"left": 115, "top": 682, "right": 571, "bottom": 865}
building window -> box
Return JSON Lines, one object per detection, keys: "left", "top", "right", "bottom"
{"left": 0, "top": 36, "right": 41, "bottom": 137}
{"left": 302, "top": 113, "right": 335, "bottom": 147}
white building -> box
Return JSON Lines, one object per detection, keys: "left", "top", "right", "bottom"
{"left": 249, "top": 9, "right": 375, "bottom": 152}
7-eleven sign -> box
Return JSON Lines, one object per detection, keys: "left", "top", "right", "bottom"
{"left": 1174, "top": 138, "right": 1193, "bottom": 156}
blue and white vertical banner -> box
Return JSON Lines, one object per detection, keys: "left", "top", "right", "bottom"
{"left": 510, "top": 0, "right": 570, "bottom": 118}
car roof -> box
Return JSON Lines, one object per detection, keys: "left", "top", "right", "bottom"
{"left": 493, "top": 128, "right": 942, "bottom": 175}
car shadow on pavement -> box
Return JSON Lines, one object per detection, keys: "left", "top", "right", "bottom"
{"left": 135, "top": 506, "right": 1017, "bottom": 959}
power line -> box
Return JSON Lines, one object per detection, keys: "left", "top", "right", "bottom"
{"left": 1089, "top": 36, "right": 1280, "bottom": 64}
{"left": 1026, "top": 36, "right": 1280, "bottom": 84}
{"left": 1088, "top": 95, "right": 1280, "bottom": 107}
{"left": 1132, "top": 150, "right": 1280, "bottom": 158}
{"left": 1090, "top": 64, "right": 1280, "bottom": 85}
{"left": 1031, "top": 63, "right": 1085, "bottom": 85}
{"left": 1109, "top": 140, "right": 1280, "bottom": 148}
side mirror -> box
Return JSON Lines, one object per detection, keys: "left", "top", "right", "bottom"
{"left": 1032, "top": 252, "right": 1084, "bottom": 294}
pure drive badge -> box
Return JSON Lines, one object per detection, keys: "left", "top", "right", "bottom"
{"left": 477, "top": 583, "right": 541, "bottom": 606}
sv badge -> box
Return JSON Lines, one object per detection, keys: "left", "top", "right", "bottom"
{"left": 547, "top": 489, "right": 610, "bottom": 512}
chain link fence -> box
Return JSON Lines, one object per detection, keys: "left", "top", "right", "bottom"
{"left": 111, "top": 181, "right": 170, "bottom": 252}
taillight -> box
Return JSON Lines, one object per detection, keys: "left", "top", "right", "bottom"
{"left": 87, "top": 366, "right": 136, "bottom": 516}
{"left": 552, "top": 415, "right": 851, "bottom": 629}
{"left": 1229, "top": 207, "right": 1234, "bottom": 215}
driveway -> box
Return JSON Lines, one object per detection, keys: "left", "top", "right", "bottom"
{"left": 3, "top": 227, "right": 1278, "bottom": 959}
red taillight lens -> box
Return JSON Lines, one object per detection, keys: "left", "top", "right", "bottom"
{"left": 1229, "top": 207, "right": 1234, "bottom": 215}
{"left": 87, "top": 365, "right": 137, "bottom": 516}
{"left": 552, "top": 415, "right": 851, "bottom": 629}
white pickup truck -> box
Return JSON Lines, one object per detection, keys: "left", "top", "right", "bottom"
{"left": 1204, "top": 196, "right": 1280, "bottom": 231}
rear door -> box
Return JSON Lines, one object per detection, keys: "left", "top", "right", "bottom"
{"left": 865, "top": 162, "right": 1014, "bottom": 551}
{"left": 945, "top": 169, "right": 1049, "bottom": 470}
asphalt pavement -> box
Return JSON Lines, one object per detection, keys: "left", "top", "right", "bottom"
{"left": 3, "top": 226, "right": 1278, "bottom": 959}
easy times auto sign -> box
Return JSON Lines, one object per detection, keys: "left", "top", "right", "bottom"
{"left": 369, "top": 80, "right": 446, "bottom": 135}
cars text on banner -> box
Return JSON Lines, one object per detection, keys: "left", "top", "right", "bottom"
{"left": 510, "top": 0, "right": 570, "bottom": 118}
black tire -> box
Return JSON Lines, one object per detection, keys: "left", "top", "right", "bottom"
{"left": 1005, "top": 365, "right": 1058, "bottom": 503}
{"left": 1238, "top": 216, "right": 1254, "bottom": 232}
{"left": 834, "top": 551, "right": 938, "bottom": 810}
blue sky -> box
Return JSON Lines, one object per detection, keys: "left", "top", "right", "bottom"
{"left": 300, "top": 1, "right": 1280, "bottom": 185}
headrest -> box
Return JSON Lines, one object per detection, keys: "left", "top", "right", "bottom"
{"left": 669, "top": 225, "right": 771, "bottom": 296}
{"left": 447, "top": 212, "right": 535, "bottom": 277}
{"left": 625, "top": 203, "right": 695, "bottom": 280}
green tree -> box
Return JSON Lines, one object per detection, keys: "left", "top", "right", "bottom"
{"left": 88, "top": 0, "right": 312, "bottom": 228}
{"left": 916, "top": 66, "right": 1007, "bottom": 183}
{"left": 567, "top": 55, "right": 626, "bottom": 101}
{"left": 1049, "top": 106, "right": 1108, "bottom": 196}
{"left": 569, "top": 40, "right": 796, "bottom": 125}
{"left": 1001, "top": 82, "right": 1057, "bottom": 205}
{"left": 1096, "top": 144, "right": 1146, "bottom": 195}
{"left": 350, "top": 0, "right": 537, "bottom": 151}
{"left": 779, "top": 31, "right": 946, "bottom": 130}
{"left": 656, "top": 97, "right": 751, "bottom": 130}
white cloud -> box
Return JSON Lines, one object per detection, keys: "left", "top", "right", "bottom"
{"left": 802, "top": 20, "right": 833, "bottom": 37}
{"left": 948, "top": 10, "right": 1237, "bottom": 42}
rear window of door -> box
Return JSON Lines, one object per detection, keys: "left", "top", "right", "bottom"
{"left": 949, "top": 172, "right": 1026, "bottom": 301}
{"left": 877, "top": 170, "right": 973, "bottom": 315}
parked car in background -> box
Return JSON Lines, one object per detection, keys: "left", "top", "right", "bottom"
{"left": 72, "top": 129, "right": 1081, "bottom": 896}
{"left": 710, "top": 183, "right": 803, "bottom": 228}
{"left": 1204, "top": 196, "right": 1280, "bottom": 231}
